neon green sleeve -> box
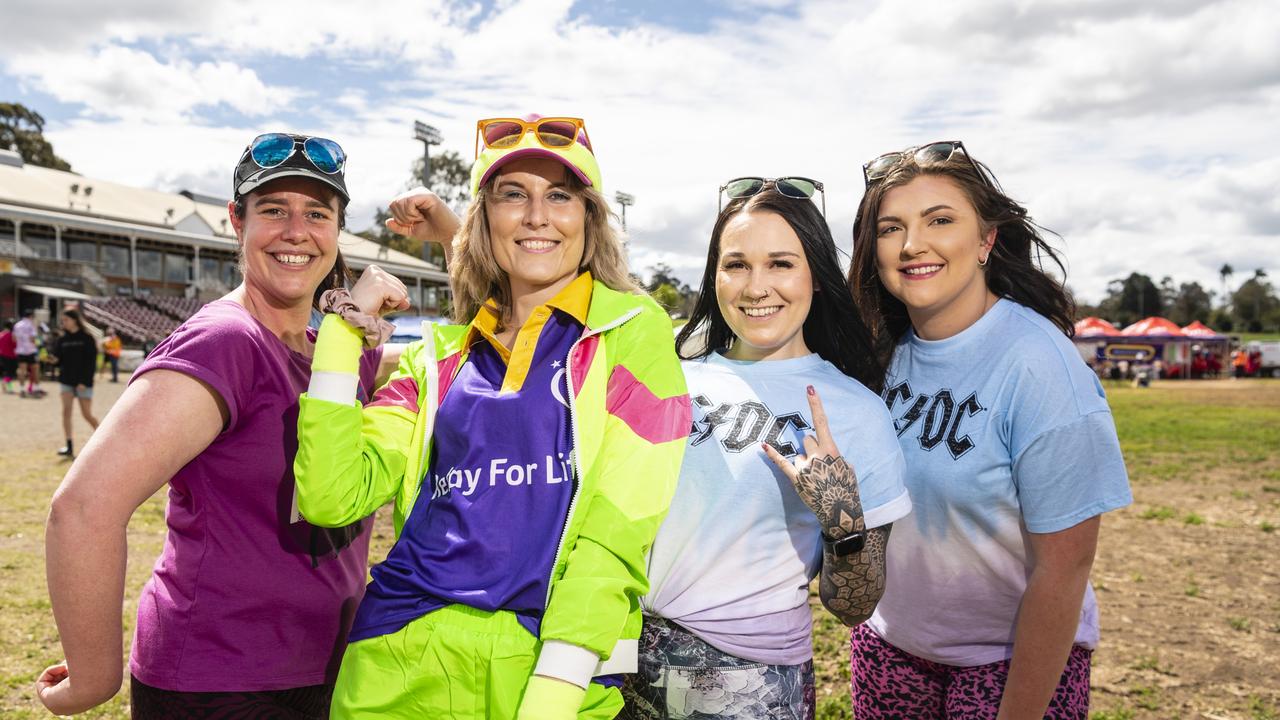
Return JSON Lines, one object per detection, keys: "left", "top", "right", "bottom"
{"left": 295, "top": 318, "right": 425, "bottom": 528}
{"left": 515, "top": 675, "right": 585, "bottom": 720}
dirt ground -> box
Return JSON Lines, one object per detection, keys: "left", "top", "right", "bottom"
{"left": 1080, "top": 381, "right": 1280, "bottom": 720}
{"left": 1, "top": 375, "right": 1277, "bottom": 719}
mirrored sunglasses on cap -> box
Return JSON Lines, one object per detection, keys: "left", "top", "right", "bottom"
{"left": 474, "top": 117, "right": 590, "bottom": 156}
{"left": 718, "top": 176, "right": 825, "bottom": 215}
{"left": 243, "top": 133, "right": 346, "bottom": 175}
{"left": 862, "top": 140, "right": 987, "bottom": 187}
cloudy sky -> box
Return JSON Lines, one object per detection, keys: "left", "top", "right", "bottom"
{"left": 2, "top": 0, "right": 1276, "bottom": 302}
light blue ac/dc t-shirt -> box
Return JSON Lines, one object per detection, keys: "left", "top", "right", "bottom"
{"left": 867, "top": 299, "right": 1132, "bottom": 666}
{"left": 642, "top": 352, "right": 911, "bottom": 665}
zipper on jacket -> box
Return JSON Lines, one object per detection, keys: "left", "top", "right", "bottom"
{"left": 546, "top": 307, "right": 643, "bottom": 611}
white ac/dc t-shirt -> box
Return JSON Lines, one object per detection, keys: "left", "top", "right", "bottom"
{"left": 642, "top": 352, "right": 911, "bottom": 666}
{"left": 867, "top": 299, "right": 1132, "bottom": 666}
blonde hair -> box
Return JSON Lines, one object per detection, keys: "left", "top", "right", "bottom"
{"left": 449, "top": 172, "right": 639, "bottom": 324}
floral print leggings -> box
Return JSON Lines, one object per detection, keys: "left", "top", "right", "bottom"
{"left": 619, "top": 616, "right": 815, "bottom": 720}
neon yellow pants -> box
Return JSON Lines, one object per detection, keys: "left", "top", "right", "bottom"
{"left": 331, "top": 604, "right": 623, "bottom": 719}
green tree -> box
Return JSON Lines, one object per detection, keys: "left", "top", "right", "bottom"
{"left": 1098, "top": 273, "right": 1162, "bottom": 327}
{"left": 357, "top": 149, "right": 470, "bottom": 265}
{"left": 0, "top": 102, "right": 72, "bottom": 170}
{"left": 645, "top": 262, "right": 691, "bottom": 294}
{"left": 650, "top": 282, "right": 682, "bottom": 316}
{"left": 1232, "top": 269, "right": 1278, "bottom": 332}
{"left": 1167, "top": 281, "right": 1214, "bottom": 326}
{"left": 1159, "top": 276, "right": 1177, "bottom": 314}
{"left": 1218, "top": 263, "right": 1234, "bottom": 310}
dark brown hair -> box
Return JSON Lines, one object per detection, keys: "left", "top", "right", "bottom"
{"left": 849, "top": 151, "right": 1074, "bottom": 362}
{"left": 62, "top": 308, "right": 84, "bottom": 332}
{"left": 678, "top": 188, "right": 885, "bottom": 392}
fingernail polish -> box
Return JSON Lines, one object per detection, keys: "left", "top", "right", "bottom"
{"left": 807, "top": 385, "right": 815, "bottom": 395}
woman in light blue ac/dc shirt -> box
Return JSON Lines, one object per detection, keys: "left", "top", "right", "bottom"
{"left": 622, "top": 180, "right": 911, "bottom": 719}
{"left": 847, "top": 142, "right": 1132, "bottom": 720}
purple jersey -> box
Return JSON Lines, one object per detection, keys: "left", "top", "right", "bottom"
{"left": 349, "top": 308, "right": 582, "bottom": 642}
{"left": 129, "top": 300, "right": 381, "bottom": 691}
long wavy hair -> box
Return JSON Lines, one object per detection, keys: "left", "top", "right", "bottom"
{"left": 449, "top": 171, "right": 638, "bottom": 325}
{"left": 677, "top": 189, "right": 886, "bottom": 392}
{"left": 849, "top": 150, "right": 1074, "bottom": 362}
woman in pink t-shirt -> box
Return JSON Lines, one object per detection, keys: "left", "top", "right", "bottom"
{"left": 37, "top": 134, "right": 403, "bottom": 718}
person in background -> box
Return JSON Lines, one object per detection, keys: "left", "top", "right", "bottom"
{"left": 37, "top": 132, "right": 396, "bottom": 718}
{"left": 49, "top": 308, "right": 101, "bottom": 457}
{"left": 14, "top": 307, "right": 43, "bottom": 397}
{"left": 847, "top": 141, "right": 1132, "bottom": 719}
{"left": 0, "top": 319, "right": 17, "bottom": 393}
{"left": 100, "top": 327, "right": 123, "bottom": 383}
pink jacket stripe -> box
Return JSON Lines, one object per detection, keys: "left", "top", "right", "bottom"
{"left": 437, "top": 353, "right": 463, "bottom": 401}
{"left": 604, "top": 364, "right": 692, "bottom": 445}
{"left": 367, "top": 376, "right": 421, "bottom": 413}
{"left": 570, "top": 335, "right": 600, "bottom": 396}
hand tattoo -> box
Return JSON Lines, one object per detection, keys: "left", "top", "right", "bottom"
{"left": 793, "top": 454, "right": 865, "bottom": 537}
{"left": 793, "top": 454, "right": 890, "bottom": 626}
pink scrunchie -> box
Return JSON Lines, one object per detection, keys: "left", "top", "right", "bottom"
{"left": 319, "top": 288, "right": 395, "bottom": 348}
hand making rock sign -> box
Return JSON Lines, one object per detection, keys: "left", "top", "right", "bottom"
{"left": 761, "top": 384, "right": 893, "bottom": 626}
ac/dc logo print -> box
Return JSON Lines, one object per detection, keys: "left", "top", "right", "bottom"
{"left": 883, "top": 381, "right": 985, "bottom": 459}
{"left": 689, "top": 395, "right": 811, "bottom": 457}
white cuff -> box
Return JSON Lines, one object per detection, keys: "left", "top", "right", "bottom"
{"left": 308, "top": 370, "right": 359, "bottom": 404}
{"left": 594, "top": 638, "right": 638, "bottom": 675}
{"left": 534, "top": 640, "right": 598, "bottom": 690}
{"left": 533, "top": 638, "right": 639, "bottom": 689}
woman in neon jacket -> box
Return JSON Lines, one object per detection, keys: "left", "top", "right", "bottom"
{"left": 294, "top": 115, "right": 691, "bottom": 720}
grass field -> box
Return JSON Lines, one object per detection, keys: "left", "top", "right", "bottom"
{"left": 2, "top": 378, "right": 1277, "bottom": 718}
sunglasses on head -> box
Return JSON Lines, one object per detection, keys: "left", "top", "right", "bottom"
{"left": 862, "top": 140, "right": 987, "bottom": 187}
{"left": 474, "top": 117, "right": 590, "bottom": 157}
{"left": 243, "top": 133, "right": 346, "bottom": 175}
{"left": 718, "top": 176, "right": 825, "bottom": 215}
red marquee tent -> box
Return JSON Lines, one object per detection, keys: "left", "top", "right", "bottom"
{"left": 1122, "top": 317, "right": 1185, "bottom": 337}
{"left": 1074, "top": 317, "right": 1121, "bottom": 337}
{"left": 1181, "top": 321, "right": 1225, "bottom": 339}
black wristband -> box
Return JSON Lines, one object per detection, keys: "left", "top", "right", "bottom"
{"left": 822, "top": 529, "right": 866, "bottom": 556}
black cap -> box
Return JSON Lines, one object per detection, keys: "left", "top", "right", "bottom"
{"left": 232, "top": 133, "right": 350, "bottom": 203}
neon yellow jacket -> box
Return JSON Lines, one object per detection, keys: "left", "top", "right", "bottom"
{"left": 294, "top": 281, "right": 690, "bottom": 687}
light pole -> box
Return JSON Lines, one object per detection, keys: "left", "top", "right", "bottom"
{"left": 413, "top": 121, "right": 443, "bottom": 264}
{"left": 614, "top": 191, "right": 635, "bottom": 232}
{"left": 413, "top": 121, "right": 442, "bottom": 187}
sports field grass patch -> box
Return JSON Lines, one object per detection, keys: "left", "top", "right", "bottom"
{"left": 4, "top": 380, "right": 1280, "bottom": 718}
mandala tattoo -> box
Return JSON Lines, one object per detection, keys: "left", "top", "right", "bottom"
{"left": 793, "top": 455, "right": 865, "bottom": 536}
{"left": 794, "top": 454, "right": 891, "bottom": 626}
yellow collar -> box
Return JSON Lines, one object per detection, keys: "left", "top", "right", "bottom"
{"left": 467, "top": 271, "right": 594, "bottom": 361}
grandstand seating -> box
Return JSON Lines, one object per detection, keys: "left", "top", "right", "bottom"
{"left": 141, "top": 295, "right": 203, "bottom": 322}
{"left": 82, "top": 297, "right": 196, "bottom": 345}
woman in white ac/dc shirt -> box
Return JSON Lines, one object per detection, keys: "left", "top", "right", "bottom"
{"left": 622, "top": 180, "right": 911, "bottom": 719}
{"left": 847, "top": 142, "right": 1132, "bottom": 720}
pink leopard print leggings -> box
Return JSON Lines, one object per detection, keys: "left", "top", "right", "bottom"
{"left": 849, "top": 624, "right": 1091, "bottom": 719}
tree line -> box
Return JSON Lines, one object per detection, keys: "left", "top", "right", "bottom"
{"left": 1075, "top": 266, "right": 1278, "bottom": 333}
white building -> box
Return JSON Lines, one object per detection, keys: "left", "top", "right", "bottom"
{"left": 0, "top": 148, "right": 447, "bottom": 339}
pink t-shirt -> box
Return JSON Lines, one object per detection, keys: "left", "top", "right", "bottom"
{"left": 129, "top": 300, "right": 381, "bottom": 692}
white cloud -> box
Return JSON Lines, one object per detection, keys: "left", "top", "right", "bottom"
{"left": 4, "top": 0, "right": 1277, "bottom": 303}
{"left": 8, "top": 44, "right": 300, "bottom": 122}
